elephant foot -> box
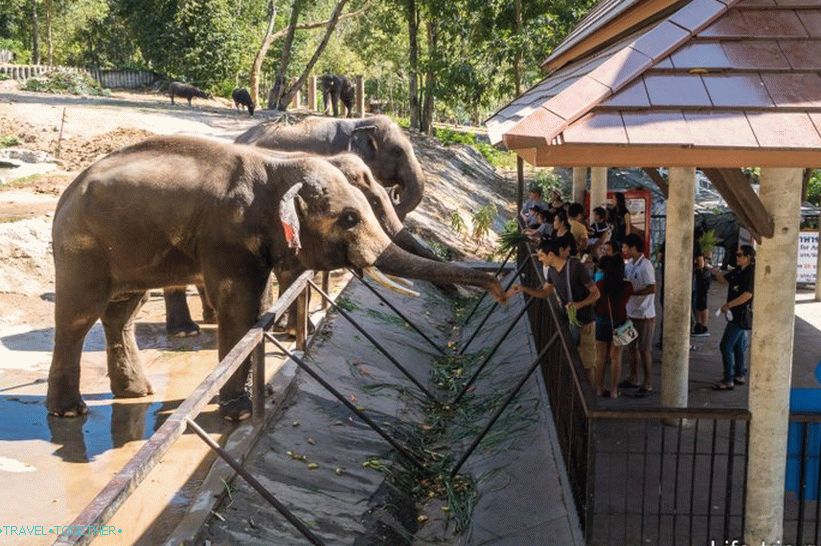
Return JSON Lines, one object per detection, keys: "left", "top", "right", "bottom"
{"left": 166, "top": 320, "right": 200, "bottom": 337}
{"left": 201, "top": 308, "right": 217, "bottom": 324}
{"left": 46, "top": 393, "right": 89, "bottom": 418}
{"left": 219, "top": 393, "right": 252, "bottom": 422}
{"left": 111, "top": 377, "right": 154, "bottom": 398}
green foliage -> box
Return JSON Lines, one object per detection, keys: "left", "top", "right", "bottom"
{"left": 435, "top": 127, "right": 477, "bottom": 146}
{"left": 471, "top": 203, "right": 497, "bottom": 245}
{"left": 22, "top": 70, "right": 110, "bottom": 96}
{"left": 496, "top": 219, "right": 528, "bottom": 257}
{"left": 450, "top": 210, "right": 467, "bottom": 235}
{"left": 0, "top": 135, "right": 20, "bottom": 147}
{"left": 533, "top": 169, "right": 563, "bottom": 197}
{"left": 698, "top": 229, "right": 718, "bottom": 257}
{"left": 808, "top": 169, "right": 821, "bottom": 206}
{"left": 0, "top": 37, "right": 30, "bottom": 63}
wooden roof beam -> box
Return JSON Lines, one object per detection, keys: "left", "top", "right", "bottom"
{"left": 642, "top": 167, "right": 669, "bottom": 198}
{"left": 701, "top": 168, "right": 775, "bottom": 243}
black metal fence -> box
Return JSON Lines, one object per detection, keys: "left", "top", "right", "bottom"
{"left": 517, "top": 243, "right": 821, "bottom": 545}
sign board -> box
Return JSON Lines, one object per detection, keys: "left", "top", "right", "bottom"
{"left": 798, "top": 231, "right": 818, "bottom": 284}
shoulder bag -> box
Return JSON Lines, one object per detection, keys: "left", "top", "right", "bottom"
{"left": 608, "top": 293, "right": 638, "bottom": 347}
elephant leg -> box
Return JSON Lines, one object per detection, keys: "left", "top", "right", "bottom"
{"left": 47, "top": 263, "right": 110, "bottom": 417}
{"left": 164, "top": 286, "right": 200, "bottom": 336}
{"left": 102, "top": 291, "right": 153, "bottom": 398}
{"left": 196, "top": 284, "right": 217, "bottom": 324}
{"left": 205, "top": 267, "right": 268, "bottom": 422}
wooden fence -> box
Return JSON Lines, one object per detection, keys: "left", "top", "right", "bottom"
{"left": 0, "top": 64, "right": 159, "bottom": 89}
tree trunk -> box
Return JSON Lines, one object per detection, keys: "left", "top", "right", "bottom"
{"left": 278, "top": 0, "right": 351, "bottom": 110}
{"left": 514, "top": 0, "right": 525, "bottom": 216}
{"left": 45, "top": 0, "right": 52, "bottom": 65}
{"left": 407, "top": 0, "right": 419, "bottom": 129}
{"left": 268, "top": 0, "right": 301, "bottom": 110}
{"left": 250, "top": 0, "right": 279, "bottom": 106}
{"left": 420, "top": 19, "right": 435, "bottom": 135}
{"left": 31, "top": 0, "right": 40, "bottom": 65}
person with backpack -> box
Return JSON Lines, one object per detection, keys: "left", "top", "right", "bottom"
{"left": 711, "top": 245, "right": 756, "bottom": 391}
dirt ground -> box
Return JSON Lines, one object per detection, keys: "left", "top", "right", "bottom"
{"left": 0, "top": 82, "right": 515, "bottom": 542}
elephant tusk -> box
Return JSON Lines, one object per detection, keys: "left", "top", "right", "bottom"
{"left": 363, "top": 267, "right": 420, "bottom": 297}
{"left": 386, "top": 274, "right": 415, "bottom": 289}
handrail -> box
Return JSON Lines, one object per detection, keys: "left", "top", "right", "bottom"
{"left": 53, "top": 270, "right": 316, "bottom": 546}
{"left": 589, "top": 407, "right": 752, "bottom": 421}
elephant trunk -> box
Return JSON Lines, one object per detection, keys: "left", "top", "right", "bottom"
{"left": 393, "top": 161, "right": 425, "bottom": 221}
{"left": 373, "top": 243, "right": 501, "bottom": 298}
{"left": 393, "top": 227, "right": 442, "bottom": 262}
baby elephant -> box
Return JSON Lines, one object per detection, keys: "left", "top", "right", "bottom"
{"left": 231, "top": 88, "right": 255, "bottom": 116}
{"left": 169, "top": 81, "right": 210, "bottom": 106}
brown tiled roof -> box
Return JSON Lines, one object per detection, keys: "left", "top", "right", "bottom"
{"left": 487, "top": 0, "right": 821, "bottom": 167}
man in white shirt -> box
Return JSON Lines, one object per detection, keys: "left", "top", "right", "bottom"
{"left": 621, "top": 234, "right": 656, "bottom": 396}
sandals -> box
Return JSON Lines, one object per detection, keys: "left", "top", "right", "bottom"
{"left": 712, "top": 382, "right": 735, "bottom": 391}
{"left": 600, "top": 389, "right": 619, "bottom": 399}
{"left": 618, "top": 380, "right": 640, "bottom": 389}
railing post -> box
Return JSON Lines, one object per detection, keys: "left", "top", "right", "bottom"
{"left": 321, "top": 271, "right": 330, "bottom": 310}
{"left": 584, "top": 417, "right": 596, "bottom": 542}
{"left": 251, "top": 340, "right": 265, "bottom": 423}
{"left": 295, "top": 285, "right": 310, "bottom": 351}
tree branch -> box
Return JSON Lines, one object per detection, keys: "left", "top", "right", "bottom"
{"left": 268, "top": 1, "right": 370, "bottom": 41}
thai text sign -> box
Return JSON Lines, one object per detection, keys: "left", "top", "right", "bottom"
{"left": 798, "top": 231, "right": 818, "bottom": 284}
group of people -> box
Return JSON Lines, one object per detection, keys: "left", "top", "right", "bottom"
{"left": 513, "top": 185, "right": 756, "bottom": 399}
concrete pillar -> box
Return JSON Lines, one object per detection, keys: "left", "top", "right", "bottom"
{"left": 590, "top": 167, "right": 608, "bottom": 223}
{"left": 744, "top": 167, "right": 803, "bottom": 545}
{"left": 660, "top": 167, "right": 695, "bottom": 408}
{"left": 572, "top": 167, "right": 587, "bottom": 207}
{"left": 816, "top": 217, "right": 821, "bottom": 301}
{"left": 307, "top": 76, "right": 317, "bottom": 112}
{"left": 355, "top": 75, "right": 365, "bottom": 118}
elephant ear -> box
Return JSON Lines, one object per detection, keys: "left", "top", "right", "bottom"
{"left": 349, "top": 125, "right": 378, "bottom": 161}
{"left": 279, "top": 183, "right": 304, "bottom": 253}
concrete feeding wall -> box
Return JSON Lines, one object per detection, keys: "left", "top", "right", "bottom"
{"left": 0, "top": 64, "right": 158, "bottom": 89}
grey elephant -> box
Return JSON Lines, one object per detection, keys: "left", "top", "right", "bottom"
{"left": 318, "top": 74, "right": 355, "bottom": 117}
{"left": 163, "top": 152, "right": 440, "bottom": 337}
{"left": 48, "top": 136, "right": 503, "bottom": 421}
{"left": 235, "top": 115, "right": 423, "bottom": 220}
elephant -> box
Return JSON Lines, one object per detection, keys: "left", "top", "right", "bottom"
{"left": 318, "top": 74, "right": 355, "bottom": 118}
{"left": 47, "top": 136, "right": 503, "bottom": 421}
{"left": 163, "top": 152, "right": 442, "bottom": 337}
{"left": 235, "top": 115, "right": 424, "bottom": 221}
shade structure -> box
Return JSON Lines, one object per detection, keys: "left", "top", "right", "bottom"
{"left": 487, "top": 0, "right": 821, "bottom": 168}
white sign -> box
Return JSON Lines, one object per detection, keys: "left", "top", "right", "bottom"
{"left": 798, "top": 231, "right": 818, "bottom": 284}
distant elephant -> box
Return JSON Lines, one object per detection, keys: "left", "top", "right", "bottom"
{"left": 231, "top": 88, "right": 255, "bottom": 116}
{"left": 163, "top": 152, "right": 441, "bottom": 337}
{"left": 168, "top": 82, "right": 211, "bottom": 106}
{"left": 235, "top": 115, "right": 424, "bottom": 221}
{"left": 319, "top": 74, "right": 355, "bottom": 117}
{"left": 47, "top": 136, "right": 503, "bottom": 421}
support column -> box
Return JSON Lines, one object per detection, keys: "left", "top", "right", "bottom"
{"left": 572, "top": 167, "right": 587, "bottom": 207}
{"left": 307, "top": 76, "right": 317, "bottom": 112}
{"left": 744, "top": 167, "right": 802, "bottom": 545}
{"left": 660, "top": 167, "right": 695, "bottom": 408}
{"left": 355, "top": 75, "right": 365, "bottom": 117}
{"left": 590, "top": 167, "right": 608, "bottom": 223}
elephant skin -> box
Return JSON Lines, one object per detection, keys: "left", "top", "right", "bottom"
{"left": 48, "top": 136, "right": 502, "bottom": 421}
{"left": 235, "top": 115, "right": 424, "bottom": 220}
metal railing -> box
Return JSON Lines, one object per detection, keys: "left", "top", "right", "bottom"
{"left": 516, "top": 241, "right": 820, "bottom": 545}
{"left": 54, "top": 270, "right": 318, "bottom": 546}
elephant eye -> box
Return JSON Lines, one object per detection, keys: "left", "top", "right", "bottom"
{"left": 338, "top": 210, "right": 360, "bottom": 229}
{"left": 392, "top": 147, "right": 404, "bottom": 157}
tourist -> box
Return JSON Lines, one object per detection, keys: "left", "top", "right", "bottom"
{"left": 594, "top": 240, "right": 622, "bottom": 282}
{"left": 567, "top": 202, "right": 589, "bottom": 252}
{"left": 621, "top": 234, "right": 656, "bottom": 396}
{"left": 609, "top": 192, "right": 632, "bottom": 245}
{"left": 520, "top": 185, "right": 548, "bottom": 228}
{"left": 523, "top": 206, "right": 552, "bottom": 242}
{"left": 594, "top": 255, "right": 634, "bottom": 399}
{"left": 711, "top": 245, "right": 756, "bottom": 391}
{"left": 589, "top": 206, "right": 611, "bottom": 250}
{"left": 547, "top": 188, "right": 564, "bottom": 214}
{"left": 550, "top": 210, "right": 577, "bottom": 256}
{"left": 508, "top": 238, "right": 600, "bottom": 388}
{"left": 692, "top": 245, "right": 711, "bottom": 337}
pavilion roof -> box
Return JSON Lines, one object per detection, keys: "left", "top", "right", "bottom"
{"left": 487, "top": 0, "right": 821, "bottom": 168}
